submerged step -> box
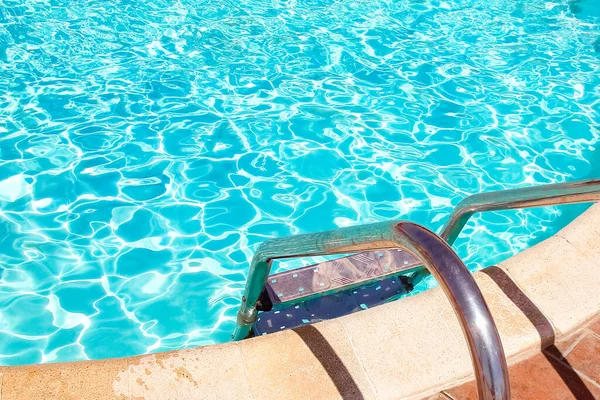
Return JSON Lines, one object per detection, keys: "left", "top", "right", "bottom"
{"left": 262, "top": 249, "right": 421, "bottom": 306}
{"left": 253, "top": 249, "right": 419, "bottom": 335}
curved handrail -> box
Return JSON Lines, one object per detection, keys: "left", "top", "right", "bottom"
{"left": 441, "top": 178, "right": 600, "bottom": 246}
{"left": 232, "top": 221, "right": 510, "bottom": 400}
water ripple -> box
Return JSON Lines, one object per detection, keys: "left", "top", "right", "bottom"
{"left": 0, "top": 0, "right": 599, "bottom": 365}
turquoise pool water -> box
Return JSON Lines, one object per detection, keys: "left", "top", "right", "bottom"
{"left": 0, "top": 0, "right": 599, "bottom": 365}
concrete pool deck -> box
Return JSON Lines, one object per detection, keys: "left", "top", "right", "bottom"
{"left": 439, "top": 312, "right": 600, "bottom": 399}
{"left": 1, "top": 204, "right": 600, "bottom": 399}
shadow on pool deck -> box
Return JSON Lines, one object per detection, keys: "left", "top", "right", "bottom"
{"left": 295, "top": 325, "right": 365, "bottom": 400}
{"left": 442, "top": 267, "right": 599, "bottom": 399}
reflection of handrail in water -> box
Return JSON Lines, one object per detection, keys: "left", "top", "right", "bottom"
{"left": 231, "top": 221, "right": 510, "bottom": 400}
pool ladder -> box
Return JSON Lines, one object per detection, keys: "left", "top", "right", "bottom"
{"left": 231, "top": 178, "right": 600, "bottom": 400}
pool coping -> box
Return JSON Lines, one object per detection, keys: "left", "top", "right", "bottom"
{"left": 2, "top": 203, "right": 600, "bottom": 400}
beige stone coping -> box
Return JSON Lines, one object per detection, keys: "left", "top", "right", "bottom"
{"left": 2, "top": 204, "right": 600, "bottom": 400}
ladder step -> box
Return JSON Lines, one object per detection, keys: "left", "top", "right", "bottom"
{"left": 253, "top": 265, "right": 413, "bottom": 336}
{"left": 261, "top": 249, "right": 422, "bottom": 309}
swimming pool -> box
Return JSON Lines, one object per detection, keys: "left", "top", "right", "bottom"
{"left": 0, "top": 0, "right": 599, "bottom": 365}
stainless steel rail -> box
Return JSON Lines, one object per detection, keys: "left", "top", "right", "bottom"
{"left": 441, "top": 178, "right": 600, "bottom": 246}
{"left": 231, "top": 221, "right": 510, "bottom": 400}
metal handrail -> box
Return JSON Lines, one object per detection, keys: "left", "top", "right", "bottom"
{"left": 441, "top": 178, "right": 600, "bottom": 246}
{"left": 232, "top": 221, "right": 510, "bottom": 400}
